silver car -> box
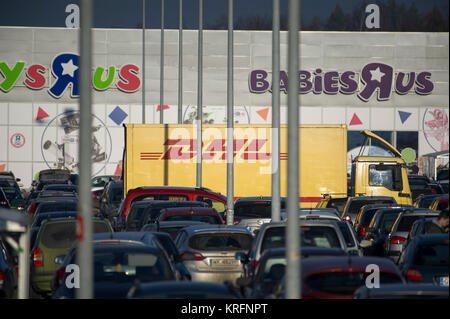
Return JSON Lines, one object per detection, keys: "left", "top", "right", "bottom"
{"left": 173, "top": 225, "right": 253, "bottom": 285}
{"left": 244, "top": 219, "right": 362, "bottom": 278}
{"left": 385, "top": 209, "right": 439, "bottom": 262}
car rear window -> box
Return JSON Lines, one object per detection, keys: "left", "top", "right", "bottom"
{"left": 414, "top": 244, "right": 449, "bottom": 267}
{"left": 37, "top": 202, "right": 78, "bottom": 214}
{"left": 397, "top": 215, "right": 425, "bottom": 232}
{"left": 361, "top": 209, "right": 379, "bottom": 226}
{"left": 234, "top": 202, "right": 272, "bottom": 218}
{"left": 379, "top": 212, "right": 401, "bottom": 233}
{"left": 94, "top": 251, "right": 173, "bottom": 283}
{"left": 136, "top": 194, "right": 189, "bottom": 202}
{"left": 305, "top": 271, "right": 402, "bottom": 295}
{"left": 162, "top": 214, "right": 221, "bottom": 224}
{"left": 261, "top": 226, "right": 342, "bottom": 252}
{"left": 327, "top": 199, "right": 347, "bottom": 215}
{"left": 348, "top": 200, "right": 394, "bottom": 216}
{"left": 189, "top": 233, "right": 253, "bottom": 251}
{"left": 40, "top": 221, "right": 110, "bottom": 249}
{"left": 159, "top": 227, "right": 185, "bottom": 240}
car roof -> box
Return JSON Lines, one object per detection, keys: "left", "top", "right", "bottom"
{"left": 93, "top": 244, "right": 162, "bottom": 254}
{"left": 158, "top": 221, "right": 209, "bottom": 227}
{"left": 93, "top": 232, "right": 154, "bottom": 241}
{"left": 349, "top": 196, "right": 395, "bottom": 201}
{"left": 234, "top": 197, "right": 286, "bottom": 203}
{"left": 131, "top": 200, "right": 205, "bottom": 207}
{"left": 399, "top": 209, "right": 439, "bottom": 216}
{"left": 128, "top": 186, "right": 226, "bottom": 199}
{"left": 161, "top": 207, "right": 218, "bottom": 215}
{"left": 180, "top": 224, "right": 252, "bottom": 235}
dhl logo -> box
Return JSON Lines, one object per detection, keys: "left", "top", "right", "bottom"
{"left": 140, "top": 139, "right": 288, "bottom": 161}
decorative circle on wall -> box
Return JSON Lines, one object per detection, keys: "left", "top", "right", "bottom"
{"left": 10, "top": 133, "right": 26, "bottom": 148}
{"left": 40, "top": 110, "right": 112, "bottom": 176}
{"left": 422, "top": 108, "right": 449, "bottom": 152}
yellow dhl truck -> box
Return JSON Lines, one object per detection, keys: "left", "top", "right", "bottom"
{"left": 123, "top": 124, "right": 412, "bottom": 207}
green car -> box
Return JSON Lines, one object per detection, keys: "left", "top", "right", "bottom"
{"left": 30, "top": 217, "right": 113, "bottom": 297}
{"left": 0, "top": 186, "right": 26, "bottom": 210}
{"left": 398, "top": 234, "right": 449, "bottom": 287}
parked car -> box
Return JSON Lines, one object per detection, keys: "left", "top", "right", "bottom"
{"left": 315, "top": 195, "right": 348, "bottom": 216}
{"left": 127, "top": 281, "right": 241, "bottom": 299}
{"left": 274, "top": 256, "right": 404, "bottom": 299}
{"left": 429, "top": 195, "right": 449, "bottom": 212}
{"left": 30, "top": 211, "right": 78, "bottom": 249}
{"left": 30, "top": 217, "right": 113, "bottom": 297}
{"left": 117, "top": 186, "right": 227, "bottom": 226}
{"left": 408, "top": 179, "right": 434, "bottom": 202}
{"left": 0, "top": 240, "right": 16, "bottom": 299}
{"left": 406, "top": 217, "right": 447, "bottom": 247}
{"left": 385, "top": 209, "right": 440, "bottom": 262}
{"left": 397, "top": 234, "right": 449, "bottom": 286}
{"left": 243, "top": 220, "right": 361, "bottom": 279}
{"left": 0, "top": 188, "right": 10, "bottom": 209}
{"left": 99, "top": 180, "right": 123, "bottom": 219}
{"left": 360, "top": 206, "right": 412, "bottom": 256}
{"left": 232, "top": 197, "right": 286, "bottom": 234}
{"left": 236, "top": 247, "right": 348, "bottom": 299}
{"left": 341, "top": 196, "right": 397, "bottom": 224}
{"left": 354, "top": 283, "right": 449, "bottom": 299}
{"left": 53, "top": 244, "right": 176, "bottom": 299}
{"left": 124, "top": 201, "right": 207, "bottom": 232}
{"left": 158, "top": 207, "right": 224, "bottom": 225}
{"left": 353, "top": 204, "right": 393, "bottom": 241}
{"left": 414, "top": 194, "right": 443, "bottom": 209}
{"left": 174, "top": 225, "right": 253, "bottom": 285}
{"left": 141, "top": 221, "right": 208, "bottom": 240}
{"left": 0, "top": 186, "right": 25, "bottom": 210}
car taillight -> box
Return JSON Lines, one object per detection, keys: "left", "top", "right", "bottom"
{"left": 233, "top": 218, "right": 241, "bottom": 225}
{"left": 390, "top": 236, "right": 406, "bottom": 245}
{"left": 181, "top": 251, "right": 205, "bottom": 261}
{"left": 252, "top": 260, "right": 258, "bottom": 272}
{"left": 57, "top": 267, "right": 66, "bottom": 281}
{"left": 33, "top": 248, "right": 43, "bottom": 267}
{"left": 431, "top": 189, "right": 435, "bottom": 194}
{"left": 0, "top": 270, "right": 4, "bottom": 285}
{"left": 30, "top": 202, "right": 38, "bottom": 215}
{"left": 360, "top": 226, "right": 367, "bottom": 236}
{"left": 0, "top": 201, "right": 8, "bottom": 207}
{"left": 93, "top": 193, "right": 98, "bottom": 200}
{"left": 406, "top": 269, "right": 423, "bottom": 282}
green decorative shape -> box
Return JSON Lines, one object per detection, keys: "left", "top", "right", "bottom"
{"left": 401, "top": 147, "right": 416, "bottom": 163}
{"left": 93, "top": 66, "right": 115, "bottom": 90}
{"left": 0, "top": 62, "right": 25, "bottom": 92}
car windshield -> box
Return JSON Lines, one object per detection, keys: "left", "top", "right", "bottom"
{"left": 162, "top": 214, "right": 221, "bottom": 224}
{"left": 261, "top": 226, "right": 342, "bottom": 253}
{"left": 40, "top": 221, "right": 110, "bottom": 249}
{"left": 348, "top": 199, "right": 394, "bottom": 216}
{"left": 189, "top": 233, "right": 253, "bottom": 251}
{"left": 414, "top": 243, "right": 449, "bottom": 267}
{"left": 94, "top": 251, "right": 173, "bottom": 283}
{"left": 305, "top": 271, "right": 402, "bottom": 295}
{"left": 37, "top": 202, "right": 78, "bottom": 214}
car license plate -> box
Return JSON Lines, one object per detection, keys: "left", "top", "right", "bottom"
{"left": 211, "top": 259, "right": 239, "bottom": 266}
{"left": 440, "top": 276, "right": 449, "bottom": 287}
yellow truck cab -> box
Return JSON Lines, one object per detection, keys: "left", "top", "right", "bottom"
{"left": 349, "top": 130, "right": 412, "bottom": 205}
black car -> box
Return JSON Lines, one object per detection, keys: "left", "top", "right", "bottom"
{"left": 360, "top": 206, "right": 413, "bottom": 256}
{"left": 124, "top": 201, "right": 207, "bottom": 232}
{"left": 397, "top": 234, "right": 449, "bottom": 286}
{"left": 99, "top": 180, "right": 123, "bottom": 220}
{"left": 414, "top": 194, "right": 444, "bottom": 209}
{"left": 408, "top": 179, "right": 434, "bottom": 202}
{"left": 127, "top": 281, "right": 241, "bottom": 299}
{"left": 406, "top": 217, "right": 447, "bottom": 247}
{"left": 341, "top": 196, "right": 397, "bottom": 224}
{"left": 53, "top": 244, "right": 177, "bottom": 299}
{"left": 0, "top": 240, "right": 16, "bottom": 299}
{"left": 353, "top": 204, "right": 393, "bottom": 241}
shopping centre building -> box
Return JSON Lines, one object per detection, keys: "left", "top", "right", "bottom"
{"left": 0, "top": 1, "right": 448, "bottom": 186}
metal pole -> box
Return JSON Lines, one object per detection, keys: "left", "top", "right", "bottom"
{"left": 77, "top": 0, "right": 93, "bottom": 299}
{"left": 17, "top": 228, "right": 30, "bottom": 299}
{"left": 142, "top": 0, "right": 146, "bottom": 124}
{"left": 271, "top": 0, "right": 281, "bottom": 222}
{"left": 178, "top": 0, "right": 183, "bottom": 124}
{"left": 286, "top": 0, "right": 301, "bottom": 299}
{"left": 160, "top": 0, "right": 165, "bottom": 124}
{"left": 196, "top": 0, "right": 203, "bottom": 187}
{"left": 226, "top": 0, "right": 234, "bottom": 225}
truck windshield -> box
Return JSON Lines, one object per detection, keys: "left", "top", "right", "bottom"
{"left": 369, "top": 165, "right": 403, "bottom": 191}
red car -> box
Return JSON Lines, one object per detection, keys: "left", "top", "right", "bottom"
{"left": 158, "top": 207, "right": 225, "bottom": 224}
{"left": 118, "top": 186, "right": 227, "bottom": 222}
{"left": 276, "top": 256, "right": 404, "bottom": 299}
